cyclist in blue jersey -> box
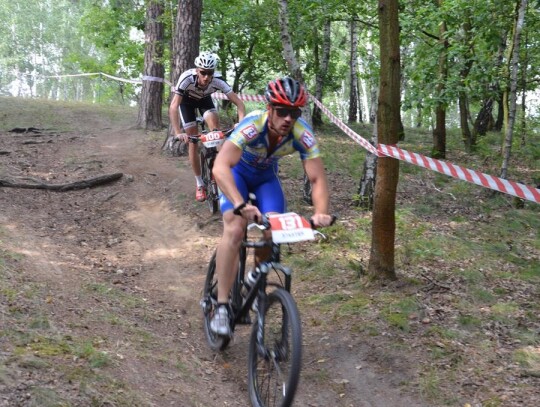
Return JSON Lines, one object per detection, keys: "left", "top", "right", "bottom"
{"left": 169, "top": 51, "right": 246, "bottom": 202}
{"left": 210, "top": 77, "right": 333, "bottom": 336}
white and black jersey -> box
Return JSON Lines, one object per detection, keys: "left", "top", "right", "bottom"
{"left": 173, "top": 69, "right": 233, "bottom": 101}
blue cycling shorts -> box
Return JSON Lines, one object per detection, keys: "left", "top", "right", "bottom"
{"left": 219, "top": 161, "right": 286, "bottom": 214}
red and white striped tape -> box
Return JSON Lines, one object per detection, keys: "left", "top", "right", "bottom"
{"left": 378, "top": 144, "right": 540, "bottom": 203}
{"left": 212, "top": 92, "right": 266, "bottom": 103}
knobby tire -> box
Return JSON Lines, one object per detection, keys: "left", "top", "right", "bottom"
{"left": 248, "top": 288, "right": 302, "bottom": 407}
{"left": 199, "top": 150, "right": 218, "bottom": 214}
{"left": 202, "top": 252, "right": 231, "bottom": 351}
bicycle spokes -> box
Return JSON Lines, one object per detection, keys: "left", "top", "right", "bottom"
{"left": 248, "top": 289, "right": 301, "bottom": 407}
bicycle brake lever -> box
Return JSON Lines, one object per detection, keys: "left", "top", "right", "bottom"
{"left": 313, "top": 230, "right": 327, "bottom": 239}
{"left": 247, "top": 223, "right": 266, "bottom": 231}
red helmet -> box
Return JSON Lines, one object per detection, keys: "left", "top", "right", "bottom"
{"left": 265, "top": 77, "right": 307, "bottom": 107}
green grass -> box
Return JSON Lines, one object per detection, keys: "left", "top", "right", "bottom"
{"left": 0, "top": 96, "right": 137, "bottom": 132}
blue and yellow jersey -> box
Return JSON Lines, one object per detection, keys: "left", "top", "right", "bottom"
{"left": 228, "top": 110, "right": 320, "bottom": 171}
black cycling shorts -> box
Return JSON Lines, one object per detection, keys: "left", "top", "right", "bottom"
{"left": 179, "top": 96, "right": 217, "bottom": 129}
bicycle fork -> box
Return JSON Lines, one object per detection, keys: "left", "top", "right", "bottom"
{"left": 206, "top": 155, "right": 219, "bottom": 197}
{"left": 255, "top": 288, "right": 268, "bottom": 359}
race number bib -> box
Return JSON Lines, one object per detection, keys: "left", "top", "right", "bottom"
{"left": 268, "top": 212, "right": 314, "bottom": 243}
{"left": 201, "top": 131, "right": 225, "bottom": 148}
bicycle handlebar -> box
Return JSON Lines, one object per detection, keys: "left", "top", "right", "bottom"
{"left": 187, "top": 128, "right": 234, "bottom": 143}
{"left": 247, "top": 214, "right": 337, "bottom": 231}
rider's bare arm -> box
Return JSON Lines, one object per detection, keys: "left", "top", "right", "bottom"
{"left": 226, "top": 92, "right": 246, "bottom": 122}
{"left": 169, "top": 93, "right": 184, "bottom": 136}
{"left": 213, "top": 140, "right": 244, "bottom": 208}
{"left": 303, "top": 157, "right": 333, "bottom": 227}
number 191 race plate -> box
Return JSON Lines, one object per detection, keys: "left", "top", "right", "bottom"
{"left": 268, "top": 212, "right": 314, "bottom": 243}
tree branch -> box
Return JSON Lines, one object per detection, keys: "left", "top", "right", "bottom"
{"left": 0, "top": 173, "right": 123, "bottom": 191}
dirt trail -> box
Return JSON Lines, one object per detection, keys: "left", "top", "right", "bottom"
{"left": 0, "top": 111, "right": 429, "bottom": 406}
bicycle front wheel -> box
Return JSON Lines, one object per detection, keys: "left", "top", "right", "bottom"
{"left": 199, "top": 150, "right": 218, "bottom": 214}
{"left": 248, "top": 288, "right": 302, "bottom": 407}
{"left": 201, "top": 252, "right": 230, "bottom": 351}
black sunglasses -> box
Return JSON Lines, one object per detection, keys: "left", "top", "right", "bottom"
{"left": 199, "top": 69, "right": 214, "bottom": 77}
{"left": 274, "top": 107, "right": 302, "bottom": 119}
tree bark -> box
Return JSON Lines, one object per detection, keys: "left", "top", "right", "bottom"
{"left": 368, "top": 0, "right": 400, "bottom": 281}
{"left": 458, "top": 15, "right": 474, "bottom": 152}
{"left": 348, "top": 17, "right": 359, "bottom": 123}
{"left": 312, "top": 19, "right": 331, "bottom": 126}
{"left": 501, "top": 0, "right": 528, "bottom": 180}
{"left": 137, "top": 0, "right": 165, "bottom": 131}
{"left": 167, "top": 0, "right": 202, "bottom": 139}
{"left": 472, "top": 97, "right": 494, "bottom": 138}
{"left": 162, "top": 0, "right": 202, "bottom": 151}
{"left": 357, "top": 122, "right": 378, "bottom": 210}
{"left": 432, "top": 0, "right": 448, "bottom": 159}
{"left": 0, "top": 173, "right": 123, "bottom": 191}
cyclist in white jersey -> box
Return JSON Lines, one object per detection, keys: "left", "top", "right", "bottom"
{"left": 169, "top": 51, "right": 246, "bottom": 202}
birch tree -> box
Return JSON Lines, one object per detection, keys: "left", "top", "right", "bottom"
{"left": 501, "top": 0, "right": 528, "bottom": 180}
{"left": 312, "top": 19, "right": 332, "bottom": 126}
{"left": 348, "top": 16, "right": 361, "bottom": 123}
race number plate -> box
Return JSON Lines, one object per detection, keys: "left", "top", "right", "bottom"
{"left": 201, "top": 131, "right": 225, "bottom": 148}
{"left": 268, "top": 212, "right": 314, "bottom": 243}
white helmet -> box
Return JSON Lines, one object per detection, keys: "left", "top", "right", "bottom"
{"left": 194, "top": 52, "right": 218, "bottom": 69}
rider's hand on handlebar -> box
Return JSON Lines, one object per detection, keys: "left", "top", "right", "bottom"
{"left": 238, "top": 203, "right": 262, "bottom": 223}
{"left": 310, "top": 213, "right": 335, "bottom": 228}
{"left": 176, "top": 133, "right": 188, "bottom": 143}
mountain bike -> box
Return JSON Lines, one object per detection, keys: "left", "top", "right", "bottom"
{"left": 200, "top": 212, "right": 335, "bottom": 407}
{"left": 188, "top": 127, "right": 232, "bottom": 214}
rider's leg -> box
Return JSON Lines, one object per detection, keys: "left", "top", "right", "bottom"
{"left": 215, "top": 210, "right": 246, "bottom": 304}
{"left": 179, "top": 103, "right": 204, "bottom": 196}
{"left": 210, "top": 210, "right": 245, "bottom": 335}
{"left": 186, "top": 126, "right": 201, "bottom": 178}
{"left": 203, "top": 110, "right": 220, "bottom": 131}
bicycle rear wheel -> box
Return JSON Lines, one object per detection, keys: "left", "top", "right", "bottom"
{"left": 201, "top": 252, "right": 231, "bottom": 351}
{"left": 248, "top": 288, "right": 302, "bottom": 407}
{"left": 199, "top": 150, "right": 218, "bottom": 214}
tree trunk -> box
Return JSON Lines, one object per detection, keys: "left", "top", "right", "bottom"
{"left": 312, "top": 19, "right": 331, "bottom": 126}
{"left": 357, "top": 121, "right": 378, "bottom": 210}
{"left": 368, "top": 0, "right": 400, "bottom": 281}
{"left": 367, "top": 38, "right": 378, "bottom": 124}
{"left": 168, "top": 0, "right": 202, "bottom": 138}
{"left": 520, "top": 50, "right": 528, "bottom": 146}
{"left": 432, "top": 0, "right": 448, "bottom": 159}
{"left": 348, "top": 17, "right": 359, "bottom": 123}
{"left": 137, "top": 0, "right": 165, "bottom": 131}
{"left": 501, "top": 0, "right": 527, "bottom": 180}
{"left": 278, "top": 0, "right": 312, "bottom": 203}
{"left": 459, "top": 93, "right": 472, "bottom": 151}
{"left": 494, "top": 91, "right": 504, "bottom": 132}
{"left": 458, "top": 16, "right": 474, "bottom": 152}
{"left": 472, "top": 97, "right": 494, "bottom": 138}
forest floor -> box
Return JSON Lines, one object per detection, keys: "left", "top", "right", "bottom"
{"left": 0, "top": 97, "right": 538, "bottom": 407}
